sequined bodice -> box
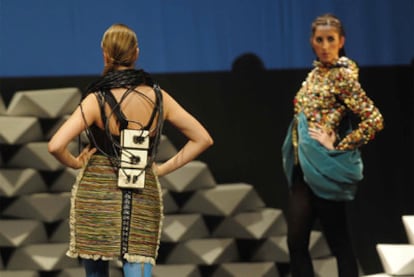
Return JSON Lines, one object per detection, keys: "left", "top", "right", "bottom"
{"left": 293, "top": 57, "right": 383, "bottom": 150}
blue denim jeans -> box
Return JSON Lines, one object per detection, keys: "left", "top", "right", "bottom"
{"left": 82, "top": 259, "right": 153, "bottom": 277}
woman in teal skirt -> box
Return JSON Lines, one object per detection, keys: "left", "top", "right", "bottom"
{"left": 282, "top": 14, "right": 384, "bottom": 277}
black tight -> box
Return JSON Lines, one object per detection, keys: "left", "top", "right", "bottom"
{"left": 286, "top": 169, "right": 359, "bottom": 277}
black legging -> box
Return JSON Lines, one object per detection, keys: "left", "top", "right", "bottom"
{"left": 286, "top": 167, "right": 359, "bottom": 277}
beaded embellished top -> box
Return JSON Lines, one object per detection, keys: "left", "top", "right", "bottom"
{"left": 293, "top": 56, "right": 384, "bottom": 150}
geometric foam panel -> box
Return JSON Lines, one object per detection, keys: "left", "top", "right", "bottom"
{"left": 155, "top": 135, "right": 178, "bottom": 163}
{"left": 6, "top": 243, "right": 79, "bottom": 270}
{"left": 2, "top": 192, "right": 71, "bottom": 222}
{"left": 312, "top": 256, "right": 338, "bottom": 277}
{"left": 376, "top": 244, "right": 414, "bottom": 275}
{"left": 0, "top": 168, "right": 47, "bottom": 197}
{"left": 48, "top": 219, "right": 69, "bottom": 243}
{"left": 362, "top": 273, "right": 392, "bottom": 277}
{"left": 161, "top": 214, "right": 210, "bottom": 243}
{"left": 44, "top": 117, "right": 89, "bottom": 144}
{"left": 0, "top": 220, "right": 48, "bottom": 247}
{"left": 43, "top": 116, "right": 69, "bottom": 140}
{"left": 0, "top": 95, "right": 6, "bottom": 115}
{"left": 159, "top": 161, "right": 216, "bottom": 192}
{"left": 162, "top": 189, "right": 179, "bottom": 214}
{"left": 7, "top": 88, "right": 81, "bottom": 118}
{"left": 165, "top": 238, "right": 239, "bottom": 265}
{"left": 181, "top": 183, "right": 265, "bottom": 216}
{"left": 308, "top": 231, "right": 332, "bottom": 259}
{"left": 6, "top": 142, "right": 78, "bottom": 171}
{"left": 49, "top": 168, "right": 80, "bottom": 192}
{"left": 251, "top": 231, "right": 331, "bottom": 263}
{"left": 153, "top": 264, "right": 202, "bottom": 277}
{"left": 250, "top": 235, "right": 289, "bottom": 263}
{"left": 0, "top": 116, "right": 43, "bottom": 144}
{"left": 212, "top": 208, "right": 287, "bottom": 239}
{"left": 212, "top": 262, "right": 280, "bottom": 277}
{"left": 0, "top": 270, "right": 40, "bottom": 277}
{"left": 403, "top": 215, "right": 414, "bottom": 244}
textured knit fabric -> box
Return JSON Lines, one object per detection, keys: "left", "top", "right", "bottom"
{"left": 67, "top": 154, "right": 163, "bottom": 265}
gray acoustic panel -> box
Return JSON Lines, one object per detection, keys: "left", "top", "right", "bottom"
{"left": 153, "top": 264, "right": 202, "bottom": 277}
{"left": 165, "top": 238, "right": 239, "bottom": 265}
{"left": 0, "top": 116, "right": 43, "bottom": 144}
{"left": 361, "top": 273, "right": 392, "bottom": 277}
{"left": 212, "top": 262, "right": 280, "bottom": 277}
{"left": 0, "top": 95, "right": 6, "bottom": 115}
{"left": 7, "top": 88, "right": 81, "bottom": 118}
{"left": 212, "top": 208, "right": 287, "bottom": 239}
{"left": 2, "top": 192, "right": 71, "bottom": 222}
{"left": 312, "top": 257, "right": 338, "bottom": 277}
{"left": 155, "top": 135, "right": 178, "bottom": 162}
{"left": 0, "top": 270, "right": 39, "bottom": 277}
{"left": 0, "top": 169, "right": 47, "bottom": 197}
{"left": 6, "top": 243, "right": 79, "bottom": 270}
{"left": 308, "top": 231, "right": 332, "bottom": 259}
{"left": 251, "top": 231, "right": 331, "bottom": 263}
{"left": 49, "top": 168, "right": 79, "bottom": 192}
{"left": 251, "top": 235, "right": 289, "bottom": 262}
{"left": 0, "top": 220, "right": 47, "bottom": 247}
{"left": 159, "top": 161, "right": 216, "bottom": 192}
{"left": 162, "top": 189, "right": 179, "bottom": 214}
{"left": 48, "top": 219, "right": 69, "bottom": 243}
{"left": 162, "top": 214, "right": 210, "bottom": 242}
{"left": 45, "top": 117, "right": 89, "bottom": 143}
{"left": 376, "top": 244, "right": 414, "bottom": 275}
{"left": 403, "top": 215, "right": 414, "bottom": 244}
{"left": 7, "top": 142, "right": 77, "bottom": 171}
{"left": 44, "top": 116, "right": 69, "bottom": 140}
{"left": 181, "top": 183, "right": 265, "bottom": 216}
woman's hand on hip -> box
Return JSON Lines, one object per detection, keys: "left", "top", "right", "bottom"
{"left": 308, "top": 124, "right": 336, "bottom": 150}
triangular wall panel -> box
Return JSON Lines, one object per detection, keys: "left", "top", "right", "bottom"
{"left": 0, "top": 220, "right": 48, "bottom": 247}
{"left": 181, "top": 183, "right": 265, "bottom": 216}
{"left": 0, "top": 116, "right": 43, "bottom": 144}
{"left": 7, "top": 88, "right": 81, "bottom": 118}
{"left": 0, "top": 169, "right": 47, "bottom": 197}
{"left": 2, "top": 192, "right": 71, "bottom": 222}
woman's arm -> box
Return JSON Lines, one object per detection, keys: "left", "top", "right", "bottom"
{"left": 332, "top": 62, "right": 384, "bottom": 150}
{"left": 48, "top": 94, "right": 98, "bottom": 169}
{"left": 154, "top": 91, "right": 213, "bottom": 176}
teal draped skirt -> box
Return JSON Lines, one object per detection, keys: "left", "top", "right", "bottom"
{"left": 282, "top": 112, "right": 363, "bottom": 201}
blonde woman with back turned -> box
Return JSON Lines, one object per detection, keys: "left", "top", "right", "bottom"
{"left": 48, "top": 23, "right": 213, "bottom": 277}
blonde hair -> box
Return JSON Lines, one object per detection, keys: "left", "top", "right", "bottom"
{"left": 101, "top": 23, "right": 138, "bottom": 75}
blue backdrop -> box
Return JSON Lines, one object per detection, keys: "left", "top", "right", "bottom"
{"left": 0, "top": 0, "right": 413, "bottom": 77}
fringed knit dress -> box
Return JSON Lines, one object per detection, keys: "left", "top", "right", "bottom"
{"left": 66, "top": 69, "right": 164, "bottom": 265}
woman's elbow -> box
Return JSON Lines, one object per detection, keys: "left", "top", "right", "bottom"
{"left": 48, "top": 140, "right": 61, "bottom": 156}
{"left": 203, "top": 134, "right": 214, "bottom": 149}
